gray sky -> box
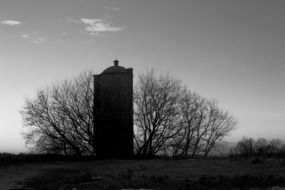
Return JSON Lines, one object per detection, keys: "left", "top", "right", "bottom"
{"left": 0, "top": 0, "right": 284, "bottom": 152}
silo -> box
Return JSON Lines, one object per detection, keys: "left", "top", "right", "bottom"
{"left": 93, "top": 60, "right": 133, "bottom": 158}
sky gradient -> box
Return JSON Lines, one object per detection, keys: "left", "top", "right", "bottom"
{"left": 0, "top": 0, "right": 284, "bottom": 152}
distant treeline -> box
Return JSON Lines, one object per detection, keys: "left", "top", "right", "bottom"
{"left": 230, "top": 137, "right": 285, "bottom": 157}
{"left": 1, "top": 136, "right": 285, "bottom": 166}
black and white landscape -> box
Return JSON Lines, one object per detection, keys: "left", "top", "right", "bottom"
{"left": 0, "top": 0, "right": 285, "bottom": 189}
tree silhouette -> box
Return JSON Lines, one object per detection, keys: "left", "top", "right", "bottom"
{"left": 169, "top": 89, "right": 236, "bottom": 157}
{"left": 21, "top": 72, "right": 94, "bottom": 155}
{"left": 134, "top": 70, "right": 236, "bottom": 157}
{"left": 134, "top": 70, "right": 182, "bottom": 156}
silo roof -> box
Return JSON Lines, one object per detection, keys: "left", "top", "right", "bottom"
{"left": 102, "top": 60, "right": 128, "bottom": 74}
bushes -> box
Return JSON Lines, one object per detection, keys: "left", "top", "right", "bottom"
{"left": 2, "top": 156, "right": 285, "bottom": 190}
{"left": 0, "top": 153, "right": 96, "bottom": 166}
{"left": 197, "top": 175, "right": 285, "bottom": 190}
{"left": 23, "top": 170, "right": 285, "bottom": 190}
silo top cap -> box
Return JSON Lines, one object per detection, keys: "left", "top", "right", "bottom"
{"left": 102, "top": 60, "right": 129, "bottom": 74}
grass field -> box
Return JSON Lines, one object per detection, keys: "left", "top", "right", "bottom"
{"left": 1, "top": 155, "right": 285, "bottom": 190}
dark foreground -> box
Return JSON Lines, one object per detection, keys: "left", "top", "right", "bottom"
{"left": 1, "top": 156, "right": 285, "bottom": 190}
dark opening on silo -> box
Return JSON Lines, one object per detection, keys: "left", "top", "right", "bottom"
{"left": 93, "top": 60, "right": 133, "bottom": 158}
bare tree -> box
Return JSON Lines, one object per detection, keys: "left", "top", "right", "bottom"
{"left": 134, "top": 70, "right": 182, "bottom": 156}
{"left": 201, "top": 101, "right": 237, "bottom": 157}
{"left": 175, "top": 89, "right": 206, "bottom": 157}
{"left": 269, "top": 139, "right": 283, "bottom": 154}
{"left": 254, "top": 138, "right": 269, "bottom": 155}
{"left": 235, "top": 137, "right": 255, "bottom": 157}
{"left": 169, "top": 90, "right": 236, "bottom": 157}
{"left": 21, "top": 72, "right": 94, "bottom": 155}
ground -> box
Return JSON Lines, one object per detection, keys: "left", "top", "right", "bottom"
{"left": 1, "top": 157, "right": 285, "bottom": 190}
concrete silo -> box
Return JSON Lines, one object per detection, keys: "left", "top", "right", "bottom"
{"left": 93, "top": 60, "right": 133, "bottom": 158}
